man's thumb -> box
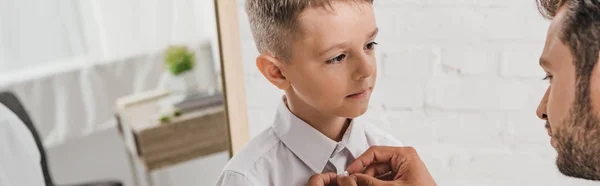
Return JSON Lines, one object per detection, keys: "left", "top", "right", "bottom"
{"left": 352, "top": 173, "right": 387, "bottom": 186}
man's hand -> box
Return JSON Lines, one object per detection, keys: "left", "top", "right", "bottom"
{"left": 345, "top": 146, "right": 437, "bottom": 186}
{"left": 307, "top": 172, "right": 358, "bottom": 186}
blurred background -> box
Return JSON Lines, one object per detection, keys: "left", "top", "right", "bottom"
{"left": 0, "top": 0, "right": 227, "bottom": 186}
{"left": 1, "top": 0, "right": 599, "bottom": 185}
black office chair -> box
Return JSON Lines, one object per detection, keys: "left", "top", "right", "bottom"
{"left": 0, "top": 92, "right": 123, "bottom": 186}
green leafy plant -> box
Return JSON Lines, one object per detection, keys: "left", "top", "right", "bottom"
{"left": 159, "top": 115, "right": 171, "bottom": 125}
{"left": 164, "top": 46, "right": 195, "bottom": 75}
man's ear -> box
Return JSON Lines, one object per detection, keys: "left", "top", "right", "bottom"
{"left": 256, "top": 54, "right": 290, "bottom": 90}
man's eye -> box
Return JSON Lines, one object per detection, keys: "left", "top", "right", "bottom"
{"left": 326, "top": 54, "right": 347, "bottom": 64}
{"left": 365, "top": 42, "right": 378, "bottom": 50}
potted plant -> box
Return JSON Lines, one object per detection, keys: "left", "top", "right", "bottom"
{"left": 164, "top": 45, "right": 197, "bottom": 96}
{"left": 165, "top": 46, "right": 195, "bottom": 76}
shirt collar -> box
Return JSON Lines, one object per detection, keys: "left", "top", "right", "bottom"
{"left": 340, "top": 118, "right": 370, "bottom": 159}
{"left": 272, "top": 99, "right": 370, "bottom": 174}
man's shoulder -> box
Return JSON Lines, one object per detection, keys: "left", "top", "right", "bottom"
{"left": 221, "top": 127, "right": 282, "bottom": 174}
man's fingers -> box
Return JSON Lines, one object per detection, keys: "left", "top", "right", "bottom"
{"left": 376, "top": 172, "right": 395, "bottom": 181}
{"left": 363, "top": 163, "right": 392, "bottom": 177}
{"left": 353, "top": 173, "right": 391, "bottom": 186}
{"left": 347, "top": 147, "right": 437, "bottom": 186}
{"left": 307, "top": 172, "right": 337, "bottom": 186}
{"left": 347, "top": 146, "right": 416, "bottom": 174}
{"left": 346, "top": 146, "right": 393, "bottom": 174}
{"left": 337, "top": 175, "right": 358, "bottom": 186}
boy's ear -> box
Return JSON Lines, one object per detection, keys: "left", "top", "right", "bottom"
{"left": 256, "top": 54, "right": 290, "bottom": 90}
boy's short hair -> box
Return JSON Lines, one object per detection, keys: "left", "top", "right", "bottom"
{"left": 245, "top": 0, "right": 374, "bottom": 60}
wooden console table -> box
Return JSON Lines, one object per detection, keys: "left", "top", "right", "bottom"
{"left": 115, "top": 90, "right": 230, "bottom": 186}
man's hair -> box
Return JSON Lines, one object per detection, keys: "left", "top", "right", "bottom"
{"left": 537, "top": 0, "right": 600, "bottom": 83}
{"left": 245, "top": 0, "right": 373, "bottom": 60}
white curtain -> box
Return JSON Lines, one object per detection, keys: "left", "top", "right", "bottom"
{"left": 0, "top": 0, "right": 86, "bottom": 74}
{"left": 0, "top": 0, "right": 221, "bottom": 148}
{"left": 0, "top": 0, "right": 218, "bottom": 72}
{"left": 78, "top": 0, "right": 219, "bottom": 61}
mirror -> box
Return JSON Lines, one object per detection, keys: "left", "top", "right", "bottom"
{"left": 0, "top": 0, "right": 248, "bottom": 186}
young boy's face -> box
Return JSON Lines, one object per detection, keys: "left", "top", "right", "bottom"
{"left": 280, "top": 2, "right": 378, "bottom": 118}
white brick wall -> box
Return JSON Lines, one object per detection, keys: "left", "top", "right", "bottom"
{"left": 237, "top": 0, "right": 598, "bottom": 185}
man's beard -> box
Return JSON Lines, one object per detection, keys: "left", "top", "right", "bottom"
{"left": 553, "top": 85, "right": 600, "bottom": 181}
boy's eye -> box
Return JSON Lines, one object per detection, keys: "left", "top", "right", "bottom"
{"left": 365, "top": 42, "right": 378, "bottom": 50}
{"left": 326, "top": 54, "right": 347, "bottom": 64}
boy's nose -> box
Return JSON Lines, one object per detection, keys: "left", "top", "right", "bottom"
{"left": 353, "top": 55, "right": 374, "bottom": 80}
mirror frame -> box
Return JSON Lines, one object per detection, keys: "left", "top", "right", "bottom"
{"left": 214, "top": 0, "right": 250, "bottom": 157}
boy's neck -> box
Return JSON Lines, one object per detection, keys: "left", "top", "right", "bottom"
{"left": 284, "top": 94, "right": 350, "bottom": 142}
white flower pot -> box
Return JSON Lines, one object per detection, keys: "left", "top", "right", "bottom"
{"left": 170, "top": 71, "right": 197, "bottom": 94}
{"left": 158, "top": 70, "right": 199, "bottom": 104}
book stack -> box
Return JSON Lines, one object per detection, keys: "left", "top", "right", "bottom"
{"left": 175, "top": 92, "right": 224, "bottom": 113}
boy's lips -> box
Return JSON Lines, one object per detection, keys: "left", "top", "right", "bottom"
{"left": 347, "top": 88, "right": 372, "bottom": 99}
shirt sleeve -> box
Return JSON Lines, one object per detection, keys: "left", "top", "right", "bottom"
{"left": 214, "top": 170, "right": 255, "bottom": 186}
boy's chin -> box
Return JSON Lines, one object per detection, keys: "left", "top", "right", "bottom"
{"left": 338, "top": 104, "right": 369, "bottom": 118}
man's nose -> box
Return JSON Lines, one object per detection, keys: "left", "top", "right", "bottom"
{"left": 537, "top": 88, "right": 550, "bottom": 120}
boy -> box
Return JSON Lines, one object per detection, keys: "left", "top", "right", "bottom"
{"left": 216, "top": 0, "right": 402, "bottom": 185}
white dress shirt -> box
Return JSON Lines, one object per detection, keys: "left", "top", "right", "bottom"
{"left": 0, "top": 103, "right": 45, "bottom": 186}
{"left": 216, "top": 101, "right": 402, "bottom": 186}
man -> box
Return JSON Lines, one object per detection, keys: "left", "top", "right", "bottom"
{"left": 0, "top": 102, "right": 45, "bottom": 186}
{"left": 308, "top": 0, "right": 600, "bottom": 185}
